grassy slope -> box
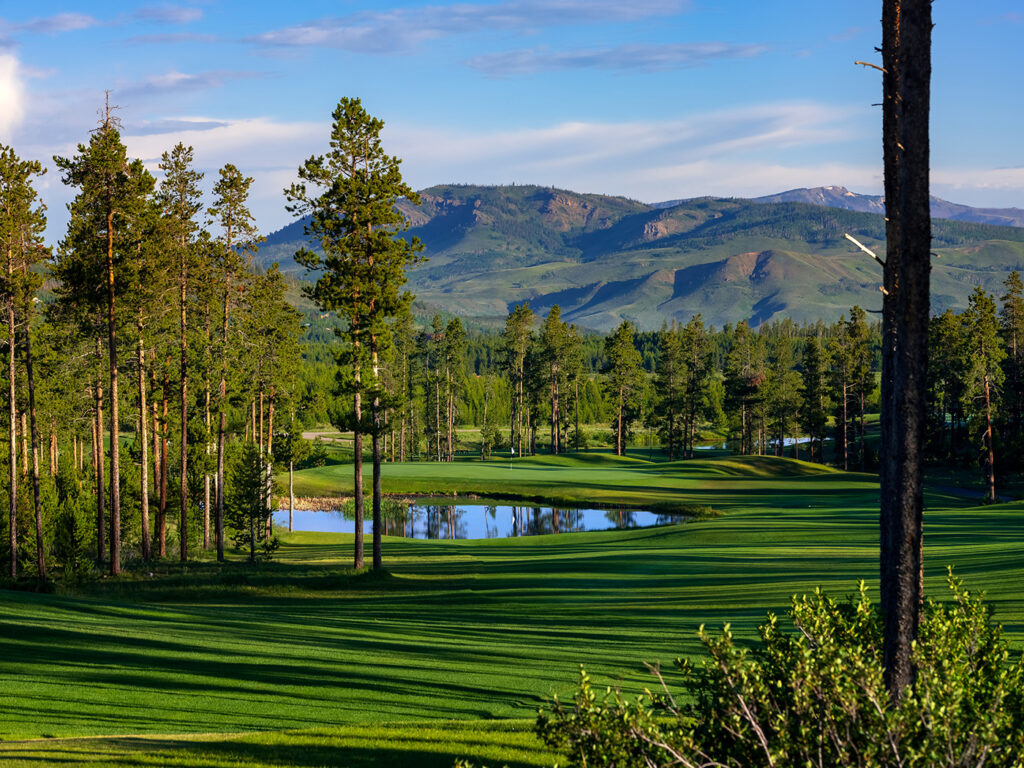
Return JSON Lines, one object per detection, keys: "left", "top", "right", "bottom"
{"left": 2, "top": 455, "right": 1022, "bottom": 766}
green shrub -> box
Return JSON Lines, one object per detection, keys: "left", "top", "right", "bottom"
{"left": 537, "top": 572, "right": 1024, "bottom": 767}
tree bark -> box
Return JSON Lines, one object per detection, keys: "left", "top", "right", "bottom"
{"left": 159, "top": 373, "right": 169, "bottom": 558}
{"left": 23, "top": 313, "right": 45, "bottom": 581}
{"left": 94, "top": 378, "right": 106, "bottom": 564}
{"left": 105, "top": 199, "right": 121, "bottom": 576}
{"left": 179, "top": 258, "right": 188, "bottom": 562}
{"left": 880, "top": 0, "right": 931, "bottom": 702}
{"left": 7, "top": 291, "right": 16, "bottom": 579}
{"left": 138, "top": 321, "right": 151, "bottom": 561}
{"left": 984, "top": 375, "right": 996, "bottom": 502}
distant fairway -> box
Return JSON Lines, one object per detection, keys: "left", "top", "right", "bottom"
{"left": 2, "top": 454, "right": 1022, "bottom": 766}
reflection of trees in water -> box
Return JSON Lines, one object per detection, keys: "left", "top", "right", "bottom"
{"left": 603, "top": 509, "right": 638, "bottom": 529}
{"left": 412, "top": 505, "right": 467, "bottom": 539}
{"left": 353, "top": 503, "right": 667, "bottom": 539}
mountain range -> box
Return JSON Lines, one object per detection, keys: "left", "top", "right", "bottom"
{"left": 260, "top": 185, "right": 1024, "bottom": 331}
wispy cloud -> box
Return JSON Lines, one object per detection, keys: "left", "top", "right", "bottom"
{"left": 125, "top": 32, "right": 217, "bottom": 45}
{"left": 2, "top": 12, "right": 99, "bottom": 35}
{"left": 133, "top": 5, "right": 203, "bottom": 24}
{"left": 116, "top": 70, "right": 264, "bottom": 98}
{"left": 249, "top": 0, "right": 690, "bottom": 52}
{"left": 126, "top": 117, "right": 231, "bottom": 135}
{"left": 467, "top": 42, "right": 767, "bottom": 75}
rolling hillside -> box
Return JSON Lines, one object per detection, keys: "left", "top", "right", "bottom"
{"left": 259, "top": 184, "right": 1024, "bottom": 331}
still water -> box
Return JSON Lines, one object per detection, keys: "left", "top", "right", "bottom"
{"left": 274, "top": 503, "right": 677, "bottom": 539}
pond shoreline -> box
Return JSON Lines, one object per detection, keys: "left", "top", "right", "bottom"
{"left": 276, "top": 493, "right": 688, "bottom": 514}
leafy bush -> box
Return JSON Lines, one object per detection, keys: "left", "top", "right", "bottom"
{"left": 537, "top": 572, "right": 1024, "bottom": 768}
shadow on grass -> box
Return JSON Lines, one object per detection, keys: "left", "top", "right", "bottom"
{"left": 0, "top": 722, "right": 554, "bottom": 768}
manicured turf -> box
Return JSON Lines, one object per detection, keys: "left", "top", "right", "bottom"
{"left": 1, "top": 454, "right": 1021, "bottom": 766}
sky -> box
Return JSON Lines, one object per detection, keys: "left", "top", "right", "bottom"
{"left": 0, "top": 1, "right": 1022, "bottom": 242}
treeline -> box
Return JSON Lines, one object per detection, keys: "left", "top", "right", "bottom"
{"left": 356, "top": 274, "right": 1024, "bottom": 502}
{"left": 1, "top": 111, "right": 303, "bottom": 583}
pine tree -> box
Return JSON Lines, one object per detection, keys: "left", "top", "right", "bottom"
{"left": 539, "top": 306, "right": 569, "bottom": 454}
{"left": 208, "top": 163, "right": 261, "bottom": 562}
{"left": 603, "top": 321, "right": 644, "bottom": 456}
{"left": 54, "top": 102, "right": 150, "bottom": 575}
{"left": 960, "top": 286, "right": 1005, "bottom": 502}
{"left": 680, "top": 316, "right": 712, "bottom": 458}
{"left": 653, "top": 323, "right": 684, "bottom": 460}
{"left": 157, "top": 143, "right": 203, "bottom": 562}
{"left": 0, "top": 146, "right": 47, "bottom": 580}
{"left": 799, "top": 336, "right": 829, "bottom": 462}
{"left": 287, "top": 97, "right": 424, "bottom": 571}
{"left": 442, "top": 318, "right": 466, "bottom": 460}
{"left": 502, "top": 303, "right": 534, "bottom": 458}
{"left": 1000, "top": 271, "right": 1024, "bottom": 438}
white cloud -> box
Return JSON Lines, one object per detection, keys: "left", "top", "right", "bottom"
{"left": 467, "top": 42, "right": 768, "bottom": 75}
{"left": 25, "top": 103, "right": 1024, "bottom": 244}
{"left": 116, "top": 69, "right": 264, "bottom": 98}
{"left": 0, "top": 53, "right": 25, "bottom": 140}
{"left": 249, "top": 0, "right": 690, "bottom": 52}
{"left": 4, "top": 13, "right": 99, "bottom": 35}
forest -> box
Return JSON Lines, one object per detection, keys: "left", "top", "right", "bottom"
{"left": 2, "top": 97, "right": 1022, "bottom": 583}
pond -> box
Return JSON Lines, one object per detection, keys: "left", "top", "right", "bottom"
{"left": 273, "top": 503, "right": 679, "bottom": 540}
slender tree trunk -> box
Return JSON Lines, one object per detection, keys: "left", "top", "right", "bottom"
{"left": 617, "top": 385, "right": 624, "bottom": 456}
{"left": 860, "top": 390, "right": 867, "bottom": 471}
{"left": 288, "top": 460, "right": 294, "bottom": 532}
{"left": 7, "top": 292, "right": 16, "bottom": 579}
{"left": 372, "top": 345, "right": 383, "bottom": 571}
{"left": 138, "top": 325, "right": 151, "bottom": 561}
{"left": 985, "top": 375, "right": 996, "bottom": 502}
{"left": 179, "top": 252, "right": 188, "bottom": 563}
{"left": 103, "top": 204, "right": 122, "bottom": 575}
{"left": 574, "top": 378, "right": 580, "bottom": 453}
{"left": 94, "top": 379, "right": 106, "bottom": 564}
{"left": 159, "top": 373, "right": 169, "bottom": 558}
{"left": 880, "top": 0, "right": 931, "bottom": 702}
{"left": 435, "top": 377, "right": 441, "bottom": 461}
{"left": 203, "top": 312, "right": 211, "bottom": 551}
{"left": 20, "top": 411, "right": 27, "bottom": 474}
{"left": 151, "top": 396, "right": 161, "bottom": 554}
{"left": 23, "top": 314, "right": 45, "bottom": 581}
{"left": 216, "top": 277, "right": 230, "bottom": 561}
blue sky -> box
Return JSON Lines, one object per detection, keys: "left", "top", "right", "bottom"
{"left": 1, "top": 1, "right": 1021, "bottom": 240}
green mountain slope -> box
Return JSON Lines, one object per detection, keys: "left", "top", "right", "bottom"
{"left": 259, "top": 184, "right": 1024, "bottom": 330}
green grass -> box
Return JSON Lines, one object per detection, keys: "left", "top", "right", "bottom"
{"left": 2, "top": 454, "right": 1022, "bottom": 766}
{"left": 284, "top": 451, "right": 952, "bottom": 513}
{"left": 0, "top": 721, "right": 553, "bottom": 767}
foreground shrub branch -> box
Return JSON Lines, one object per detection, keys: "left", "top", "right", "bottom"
{"left": 537, "top": 573, "right": 1024, "bottom": 768}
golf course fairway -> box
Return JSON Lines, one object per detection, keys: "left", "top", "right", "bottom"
{"left": 1, "top": 454, "right": 1021, "bottom": 766}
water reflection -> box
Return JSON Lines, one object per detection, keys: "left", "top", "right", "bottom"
{"left": 275, "top": 503, "right": 680, "bottom": 539}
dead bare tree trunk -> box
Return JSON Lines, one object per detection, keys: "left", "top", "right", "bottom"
{"left": 879, "top": 0, "right": 931, "bottom": 702}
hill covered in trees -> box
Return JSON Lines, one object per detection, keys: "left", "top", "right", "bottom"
{"left": 259, "top": 184, "right": 1024, "bottom": 331}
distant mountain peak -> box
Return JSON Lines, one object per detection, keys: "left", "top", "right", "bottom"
{"left": 752, "top": 186, "right": 1024, "bottom": 228}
